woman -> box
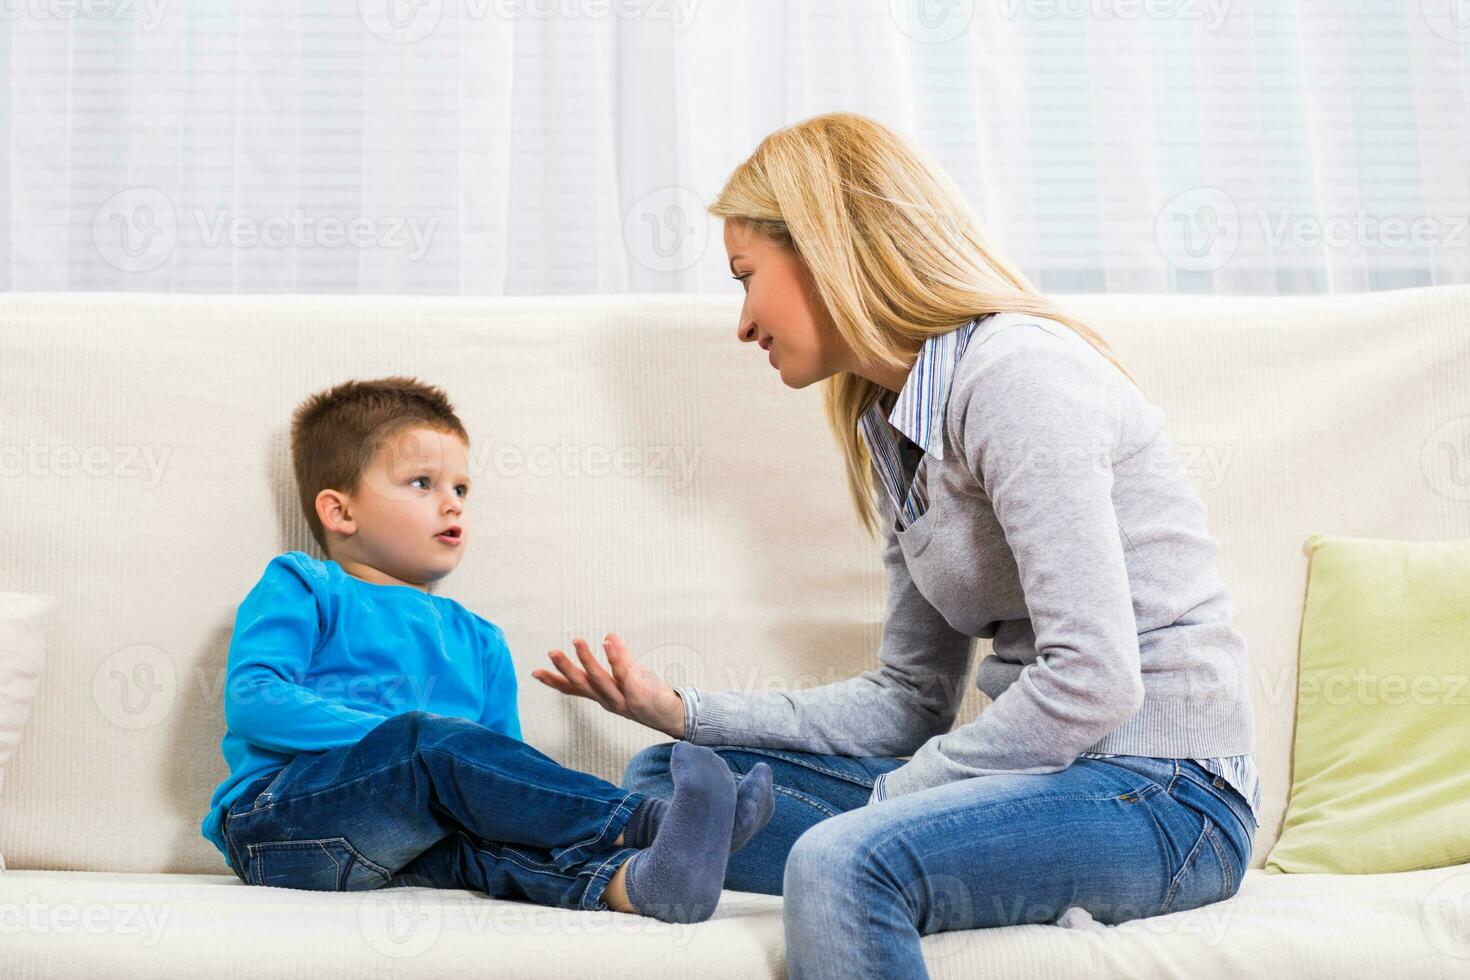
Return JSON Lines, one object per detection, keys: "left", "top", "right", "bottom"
{"left": 532, "top": 112, "right": 1259, "bottom": 979}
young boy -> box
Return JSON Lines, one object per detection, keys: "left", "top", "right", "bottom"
{"left": 200, "top": 376, "right": 774, "bottom": 923}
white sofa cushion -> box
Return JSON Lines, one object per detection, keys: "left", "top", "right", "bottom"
{"left": 0, "top": 287, "right": 1468, "bottom": 876}
{"left": 0, "top": 592, "right": 52, "bottom": 872}
{"left": 1, "top": 865, "right": 1467, "bottom": 978}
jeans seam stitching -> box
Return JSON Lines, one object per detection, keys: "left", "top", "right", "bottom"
{"left": 419, "top": 745, "right": 634, "bottom": 855}
{"left": 234, "top": 756, "right": 419, "bottom": 817}
{"left": 708, "top": 745, "right": 883, "bottom": 788}
{"left": 498, "top": 847, "right": 579, "bottom": 877}
{"left": 253, "top": 766, "right": 291, "bottom": 808}
{"left": 1203, "top": 822, "right": 1235, "bottom": 895}
{"left": 1177, "top": 768, "right": 1255, "bottom": 844}
{"left": 580, "top": 848, "right": 638, "bottom": 911}
{"left": 1162, "top": 816, "right": 1212, "bottom": 915}
{"left": 247, "top": 835, "right": 391, "bottom": 884}
{"left": 773, "top": 784, "right": 845, "bottom": 817}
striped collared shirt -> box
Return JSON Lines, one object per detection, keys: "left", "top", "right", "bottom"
{"left": 855, "top": 317, "right": 1260, "bottom": 826}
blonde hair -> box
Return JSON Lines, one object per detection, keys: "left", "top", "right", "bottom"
{"left": 709, "top": 111, "right": 1139, "bottom": 535}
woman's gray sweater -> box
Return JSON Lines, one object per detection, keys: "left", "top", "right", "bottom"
{"left": 679, "top": 313, "right": 1255, "bottom": 801}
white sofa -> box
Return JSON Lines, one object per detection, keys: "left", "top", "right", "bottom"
{"left": 1, "top": 287, "right": 1468, "bottom": 978}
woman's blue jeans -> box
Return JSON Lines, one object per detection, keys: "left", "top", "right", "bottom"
{"left": 222, "top": 710, "right": 646, "bottom": 911}
{"left": 623, "top": 744, "right": 1256, "bottom": 980}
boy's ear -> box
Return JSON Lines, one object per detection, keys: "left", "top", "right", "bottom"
{"left": 315, "top": 488, "right": 356, "bottom": 538}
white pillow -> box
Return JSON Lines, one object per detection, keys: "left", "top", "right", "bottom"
{"left": 0, "top": 593, "right": 53, "bottom": 872}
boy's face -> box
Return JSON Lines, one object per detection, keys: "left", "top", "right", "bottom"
{"left": 320, "top": 425, "right": 471, "bottom": 589}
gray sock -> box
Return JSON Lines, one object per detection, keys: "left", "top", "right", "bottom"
{"left": 622, "top": 742, "right": 735, "bottom": 923}
{"left": 623, "top": 760, "right": 774, "bottom": 853}
{"left": 621, "top": 795, "right": 667, "bottom": 850}
{"left": 730, "top": 762, "right": 774, "bottom": 853}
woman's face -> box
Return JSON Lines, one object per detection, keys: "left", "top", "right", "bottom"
{"left": 724, "top": 219, "right": 849, "bottom": 389}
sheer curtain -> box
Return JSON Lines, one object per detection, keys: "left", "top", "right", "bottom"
{"left": 0, "top": 0, "right": 1465, "bottom": 295}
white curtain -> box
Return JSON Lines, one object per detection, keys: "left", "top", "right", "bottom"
{"left": 1, "top": 0, "right": 1466, "bottom": 295}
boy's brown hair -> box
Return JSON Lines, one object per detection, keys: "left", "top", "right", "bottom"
{"left": 290, "top": 376, "right": 469, "bottom": 555}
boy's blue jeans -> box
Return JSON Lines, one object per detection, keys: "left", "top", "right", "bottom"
{"left": 623, "top": 744, "right": 1256, "bottom": 980}
{"left": 222, "top": 710, "right": 647, "bottom": 911}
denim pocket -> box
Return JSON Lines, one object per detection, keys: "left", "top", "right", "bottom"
{"left": 1160, "top": 816, "right": 1234, "bottom": 915}
{"left": 247, "top": 836, "right": 391, "bottom": 891}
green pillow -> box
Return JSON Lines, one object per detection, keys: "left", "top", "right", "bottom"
{"left": 1265, "top": 532, "right": 1470, "bottom": 875}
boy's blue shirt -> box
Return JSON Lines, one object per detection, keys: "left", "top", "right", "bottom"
{"left": 200, "top": 551, "right": 522, "bottom": 867}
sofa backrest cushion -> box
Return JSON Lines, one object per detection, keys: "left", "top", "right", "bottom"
{"left": 0, "top": 287, "right": 1466, "bottom": 874}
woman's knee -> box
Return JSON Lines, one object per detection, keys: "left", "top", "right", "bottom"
{"left": 783, "top": 815, "right": 873, "bottom": 898}
{"left": 784, "top": 811, "right": 947, "bottom": 926}
{"left": 621, "top": 741, "right": 676, "bottom": 792}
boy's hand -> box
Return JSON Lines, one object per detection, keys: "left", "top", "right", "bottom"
{"left": 533, "top": 633, "right": 687, "bottom": 739}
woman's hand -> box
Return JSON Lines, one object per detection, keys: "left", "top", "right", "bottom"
{"left": 532, "top": 632, "right": 687, "bottom": 739}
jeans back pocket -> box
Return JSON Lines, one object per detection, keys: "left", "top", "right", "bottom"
{"left": 247, "top": 836, "right": 391, "bottom": 891}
